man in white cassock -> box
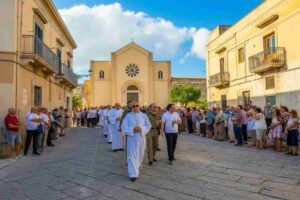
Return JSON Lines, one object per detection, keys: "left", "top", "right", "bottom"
{"left": 101, "top": 107, "right": 109, "bottom": 138}
{"left": 97, "top": 107, "right": 103, "bottom": 127}
{"left": 109, "top": 103, "right": 124, "bottom": 151}
{"left": 121, "top": 101, "right": 151, "bottom": 182}
{"left": 106, "top": 105, "right": 113, "bottom": 144}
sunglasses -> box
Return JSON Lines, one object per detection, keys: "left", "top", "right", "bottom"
{"left": 132, "top": 105, "right": 140, "bottom": 108}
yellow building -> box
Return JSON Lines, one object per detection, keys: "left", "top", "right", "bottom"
{"left": 0, "top": 0, "right": 77, "bottom": 119}
{"left": 90, "top": 42, "right": 171, "bottom": 107}
{"left": 206, "top": 0, "right": 300, "bottom": 111}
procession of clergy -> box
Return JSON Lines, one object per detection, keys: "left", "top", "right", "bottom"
{"left": 97, "top": 101, "right": 182, "bottom": 182}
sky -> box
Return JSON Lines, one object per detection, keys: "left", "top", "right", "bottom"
{"left": 53, "top": 0, "right": 263, "bottom": 81}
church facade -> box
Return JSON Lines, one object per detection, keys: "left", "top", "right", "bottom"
{"left": 89, "top": 42, "right": 171, "bottom": 107}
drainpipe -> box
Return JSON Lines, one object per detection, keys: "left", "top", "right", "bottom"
{"left": 15, "top": 0, "right": 24, "bottom": 118}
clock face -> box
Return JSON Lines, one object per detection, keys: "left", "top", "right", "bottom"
{"left": 125, "top": 64, "right": 139, "bottom": 77}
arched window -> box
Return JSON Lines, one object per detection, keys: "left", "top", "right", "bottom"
{"left": 158, "top": 71, "right": 163, "bottom": 79}
{"left": 99, "top": 71, "right": 104, "bottom": 79}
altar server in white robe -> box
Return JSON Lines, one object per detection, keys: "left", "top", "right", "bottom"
{"left": 121, "top": 101, "right": 151, "bottom": 182}
{"left": 110, "top": 103, "right": 124, "bottom": 152}
{"left": 106, "top": 105, "right": 113, "bottom": 143}
{"left": 97, "top": 107, "right": 103, "bottom": 126}
{"left": 102, "top": 107, "right": 109, "bottom": 138}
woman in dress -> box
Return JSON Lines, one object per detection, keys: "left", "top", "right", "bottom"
{"left": 199, "top": 109, "right": 207, "bottom": 137}
{"left": 206, "top": 108, "right": 215, "bottom": 138}
{"left": 284, "top": 110, "right": 299, "bottom": 156}
{"left": 215, "top": 107, "right": 226, "bottom": 141}
{"left": 254, "top": 107, "right": 267, "bottom": 149}
{"left": 247, "top": 109, "right": 256, "bottom": 146}
{"left": 268, "top": 108, "right": 283, "bottom": 152}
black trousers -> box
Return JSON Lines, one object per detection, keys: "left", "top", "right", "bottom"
{"left": 266, "top": 118, "right": 272, "bottom": 134}
{"left": 24, "top": 130, "right": 39, "bottom": 155}
{"left": 47, "top": 127, "right": 54, "bottom": 146}
{"left": 187, "top": 119, "right": 193, "bottom": 134}
{"left": 81, "top": 118, "right": 85, "bottom": 126}
{"left": 91, "top": 118, "right": 97, "bottom": 127}
{"left": 242, "top": 124, "right": 248, "bottom": 141}
{"left": 165, "top": 133, "right": 178, "bottom": 161}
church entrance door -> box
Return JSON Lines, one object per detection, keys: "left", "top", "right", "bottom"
{"left": 126, "top": 85, "right": 139, "bottom": 103}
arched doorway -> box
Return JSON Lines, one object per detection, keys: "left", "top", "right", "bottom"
{"left": 126, "top": 85, "right": 139, "bottom": 103}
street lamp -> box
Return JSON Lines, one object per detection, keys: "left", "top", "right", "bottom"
{"left": 88, "top": 69, "right": 93, "bottom": 76}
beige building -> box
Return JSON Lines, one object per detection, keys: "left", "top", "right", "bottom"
{"left": 90, "top": 42, "right": 171, "bottom": 107}
{"left": 0, "top": 0, "right": 77, "bottom": 119}
{"left": 206, "top": 0, "right": 300, "bottom": 111}
{"left": 73, "top": 80, "right": 91, "bottom": 108}
{"left": 171, "top": 77, "right": 207, "bottom": 99}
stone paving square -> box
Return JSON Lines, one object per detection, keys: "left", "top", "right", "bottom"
{"left": 0, "top": 127, "right": 299, "bottom": 200}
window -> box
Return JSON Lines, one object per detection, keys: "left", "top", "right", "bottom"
{"left": 67, "top": 60, "right": 71, "bottom": 69}
{"left": 125, "top": 64, "right": 139, "bottom": 77}
{"left": 99, "top": 71, "right": 105, "bottom": 79}
{"left": 242, "top": 91, "right": 251, "bottom": 106}
{"left": 264, "top": 32, "right": 276, "bottom": 54}
{"left": 221, "top": 95, "right": 227, "bottom": 108}
{"left": 158, "top": 71, "right": 163, "bottom": 79}
{"left": 266, "top": 76, "right": 275, "bottom": 89}
{"left": 266, "top": 96, "right": 276, "bottom": 106}
{"left": 220, "top": 58, "right": 225, "bottom": 73}
{"left": 35, "top": 22, "right": 43, "bottom": 40}
{"left": 34, "top": 86, "right": 42, "bottom": 107}
{"left": 66, "top": 96, "right": 70, "bottom": 110}
{"left": 34, "top": 23, "right": 43, "bottom": 54}
{"left": 57, "top": 48, "right": 62, "bottom": 73}
{"left": 238, "top": 47, "right": 245, "bottom": 63}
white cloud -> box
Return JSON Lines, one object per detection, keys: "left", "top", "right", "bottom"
{"left": 189, "top": 28, "right": 211, "bottom": 60}
{"left": 58, "top": 3, "right": 210, "bottom": 74}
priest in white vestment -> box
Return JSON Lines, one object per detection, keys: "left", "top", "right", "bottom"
{"left": 106, "top": 106, "right": 113, "bottom": 143}
{"left": 109, "top": 103, "right": 124, "bottom": 152}
{"left": 101, "top": 107, "right": 109, "bottom": 137}
{"left": 121, "top": 101, "right": 151, "bottom": 182}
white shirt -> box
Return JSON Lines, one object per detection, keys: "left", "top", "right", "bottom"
{"left": 89, "top": 109, "right": 97, "bottom": 118}
{"left": 26, "top": 112, "right": 41, "bottom": 130}
{"left": 162, "top": 111, "right": 181, "bottom": 133}
{"left": 40, "top": 113, "right": 50, "bottom": 125}
{"left": 287, "top": 117, "right": 298, "bottom": 130}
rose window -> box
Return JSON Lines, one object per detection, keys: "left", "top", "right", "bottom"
{"left": 125, "top": 64, "right": 139, "bottom": 77}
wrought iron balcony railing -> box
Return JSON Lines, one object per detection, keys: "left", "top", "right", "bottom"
{"left": 21, "top": 35, "right": 59, "bottom": 72}
{"left": 249, "top": 47, "right": 286, "bottom": 73}
{"left": 209, "top": 72, "right": 230, "bottom": 87}
{"left": 57, "top": 63, "right": 78, "bottom": 87}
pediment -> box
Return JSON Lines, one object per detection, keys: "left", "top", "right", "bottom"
{"left": 113, "top": 42, "right": 151, "bottom": 57}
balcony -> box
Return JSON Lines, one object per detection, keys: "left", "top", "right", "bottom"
{"left": 21, "top": 35, "right": 59, "bottom": 73}
{"left": 56, "top": 64, "right": 78, "bottom": 87}
{"left": 249, "top": 47, "right": 286, "bottom": 73}
{"left": 209, "top": 72, "right": 230, "bottom": 88}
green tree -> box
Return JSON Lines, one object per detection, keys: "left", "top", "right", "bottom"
{"left": 187, "top": 98, "right": 208, "bottom": 109}
{"left": 171, "top": 85, "right": 201, "bottom": 107}
{"left": 72, "top": 94, "right": 83, "bottom": 109}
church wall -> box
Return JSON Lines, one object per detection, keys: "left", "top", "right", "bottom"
{"left": 115, "top": 48, "right": 150, "bottom": 105}
{"left": 89, "top": 43, "right": 172, "bottom": 107}
{"left": 153, "top": 62, "right": 171, "bottom": 107}
{"left": 90, "top": 61, "right": 112, "bottom": 106}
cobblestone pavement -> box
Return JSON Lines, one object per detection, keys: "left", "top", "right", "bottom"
{"left": 0, "top": 127, "right": 300, "bottom": 200}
